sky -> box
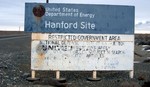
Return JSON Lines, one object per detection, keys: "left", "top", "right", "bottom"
{"left": 0, "top": 0, "right": 150, "bottom": 33}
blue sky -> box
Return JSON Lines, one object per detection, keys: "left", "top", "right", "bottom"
{"left": 0, "top": 0, "right": 150, "bottom": 32}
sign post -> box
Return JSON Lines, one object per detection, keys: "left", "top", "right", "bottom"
{"left": 46, "top": 0, "right": 49, "bottom": 3}
{"left": 25, "top": 3, "right": 135, "bottom": 81}
{"left": 87, "top": 70, "right": 101, "bottom": 81}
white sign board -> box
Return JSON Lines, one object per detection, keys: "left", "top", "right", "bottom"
{"left": 31, "top": 33, "right": 134, "bottom": 71}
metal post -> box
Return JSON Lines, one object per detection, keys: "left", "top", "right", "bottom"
{"left": 46, "top": 0, "right": 49, "bottom": 3}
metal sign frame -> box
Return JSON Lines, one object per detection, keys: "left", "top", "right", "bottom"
{"left": 25, "top": 3, "right": 135, "bottom": 79}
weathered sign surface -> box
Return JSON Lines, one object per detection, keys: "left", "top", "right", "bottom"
{"left": 25, "top": 3, "right": 134, "bottom": 34}
{"left": 31, "top": 33, "right": 134, "bottom": 70}
{"left": 26, "top": 3, "right": 135, "bottom": 71}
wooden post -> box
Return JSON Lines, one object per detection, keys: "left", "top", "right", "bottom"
{"left": 55, "top": 70, "right": 66, "bottom": 82}
{"left": 19, "top": 26, "right": 20, "bottom": 31}
{"left": 87, "top": 70, "right": 101, "bottom": 81}
{"left": 31, "top": 70, "right": 35, "bottom": 78}
{"left": 26, "top": 70, "right": 40, "bottom": 81}
{"left": 56, "top": 70, "right": 60, "bottom": 79}
{"left": 129, "top": 70, "right": 134, "bottom": 78}
{"left": 93, "top": 70, "right": 97, "bottom": 79}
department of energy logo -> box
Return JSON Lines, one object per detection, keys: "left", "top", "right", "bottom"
{"left": 32, "top": 4, "right": 46, "bottom": 31}
{"left": 33, "top": 4, "right": 45, "bottom": 17}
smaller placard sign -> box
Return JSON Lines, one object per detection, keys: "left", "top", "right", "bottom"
{"left": 31, "top": 33, "right": 134, "bottom": 70}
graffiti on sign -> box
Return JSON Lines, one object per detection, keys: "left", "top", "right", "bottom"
{"left": 26, "top": 3, "right": 135, "bottom": 71}
{"left": 31, "top": 33, "right": 134, "bottom": 70}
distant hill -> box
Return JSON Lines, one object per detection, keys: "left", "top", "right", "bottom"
{"left": 135, "top": 34, "right": 150, "bottom": 45}
{"left": 0, "top": 31, "right": 28, "bottom": 36}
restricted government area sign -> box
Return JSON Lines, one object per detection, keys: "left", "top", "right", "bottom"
{"left": 31, "top": 33, "right": 134, "bottom": 70}
{"left": 25, "top": 3, "right": 134, "bottom": 34}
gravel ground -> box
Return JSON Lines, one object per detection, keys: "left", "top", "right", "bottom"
{"left": 0, "top": 33, "right": 150, "bottom": 87}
